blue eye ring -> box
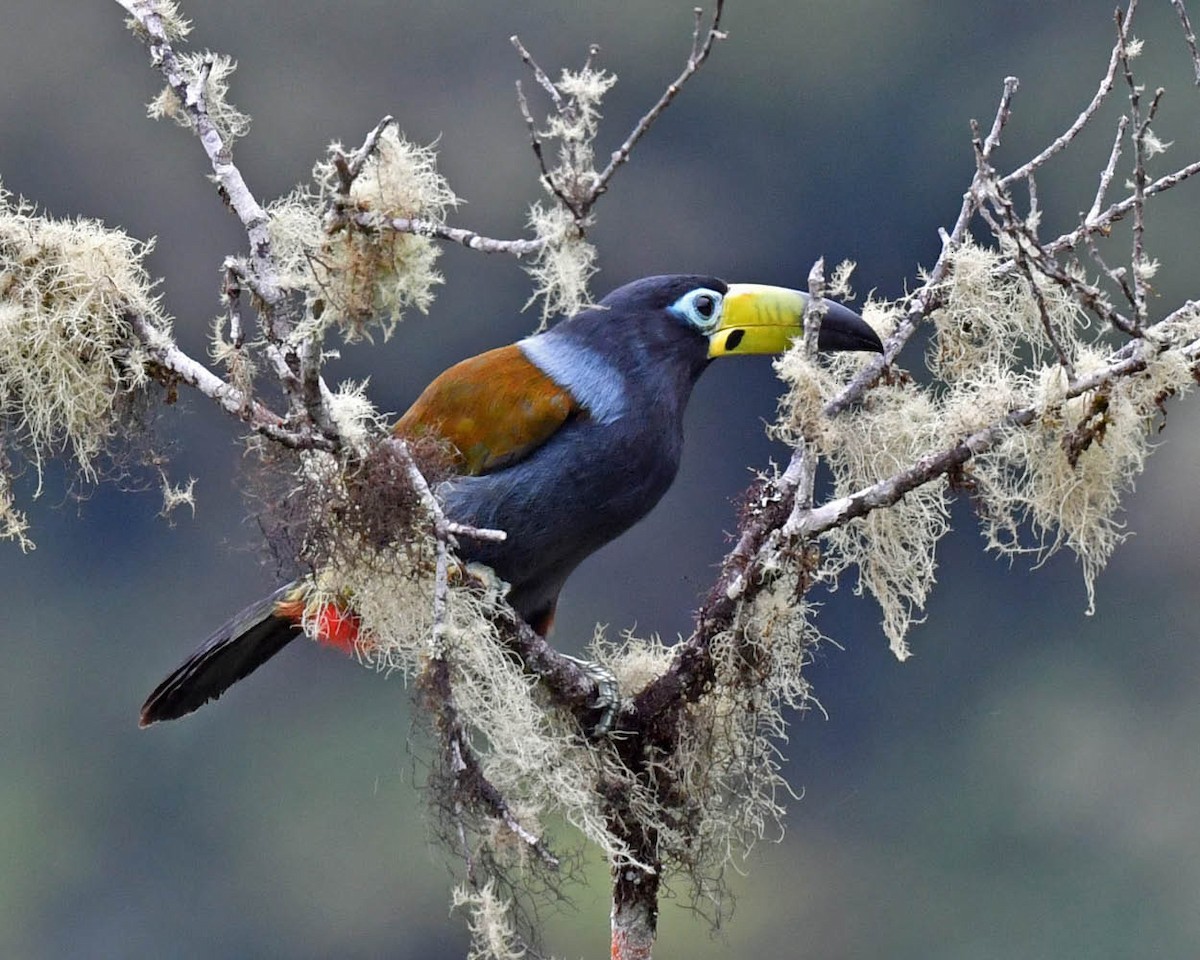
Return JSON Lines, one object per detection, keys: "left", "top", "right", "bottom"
{"left": 673, "top": 287, "right": 724, "bottom": 332}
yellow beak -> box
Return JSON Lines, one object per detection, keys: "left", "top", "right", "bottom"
{"left": 707, "top": 283, "right": 882, "bottom": 358}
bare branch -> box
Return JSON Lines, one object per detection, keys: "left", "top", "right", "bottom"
{"left": 999, "top": 24, "right": 1123, "bottom": 187}
{"left": 382, "top": 215, "right": 548, "bottom": 256}
{"left": 1171, "top": 0, "right": 1200, "bottom": 84}
{"left": 587, "top": 0, "right": 726, "bottom": 213}
{"left": 1086, "top": 115, "right": 1129, "bottom": 224}
{"left": 127, "top": 312, "right": 335, "bottom": 451}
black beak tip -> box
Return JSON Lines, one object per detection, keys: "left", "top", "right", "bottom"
{"left": 816, "top": 301, "right": 885, "bottom": 354}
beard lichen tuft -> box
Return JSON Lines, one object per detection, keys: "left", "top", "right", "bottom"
{"left": 519, "top": 61, "right": 616, "bottom": 325}
{"left": 972, "top": 338, "right": 1198, "bottom": 613}
{"left": 570, "top": 592, "right": 825, "bottom": 925}
{"left": 0, "top": 183, "right": 165, "bottom": 541}
{"left": 776, "top": 300, "right": 948, "bottom": 659}
{"left": 269, "top": 128, "right": 458, "bottom": 342}
{"left": 524, "top": 202, "right": 597, "bottom": 327}
{"left": 451, "top": 881, "right": 529, "bottom": 960}
{"left": 124, "top": 0, "right": 192, "bottom": 42}
{"left": 146, "top": 52, "right": 250, "bottom": 145}
{"left": 772, "top": 240, "right": 1200, "bottom": 652}
{"left": 929, "top": 239, "right": 1086, "bottom": 381}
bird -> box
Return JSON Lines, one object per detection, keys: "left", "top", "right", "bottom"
{"left": 140, "top": 274, "right": 882, "bottom": 726}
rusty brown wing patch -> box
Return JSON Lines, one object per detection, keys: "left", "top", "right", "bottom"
{"left": 393, "top": 344, "right": 578, "bottom": 476}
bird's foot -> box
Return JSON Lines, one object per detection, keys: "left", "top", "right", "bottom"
{"left": 560, "top": 654, "right": 622, "bottom": 739}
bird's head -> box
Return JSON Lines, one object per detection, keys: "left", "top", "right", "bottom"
{"left": 589, "top": 274, "right": 883, "bottom": 370}
{"left": 521, "top": 275, "right": 885, "bottom": 427}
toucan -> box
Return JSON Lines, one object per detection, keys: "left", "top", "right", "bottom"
{"left": 140, "top": 274, "right": 883, "bottom": 726}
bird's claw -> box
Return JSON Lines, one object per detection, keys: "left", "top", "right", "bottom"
{"left": 560, "top": 654, "right": 621, "bottom": 739}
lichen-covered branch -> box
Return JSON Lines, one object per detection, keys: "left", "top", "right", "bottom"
{"left": 625, "top": 11, "right": 1200, "bottom": 917}
{"left": 7, "top": 2, "right": 1200, "bottom": 959}
{"left": 129, "top": 312, "right": 335, "bottom": 451}
{"left": 379, "top": 216, "right": 547, "bottom": 257}
{"left": 119, "top": 0, "right": 342, "bottom": 437}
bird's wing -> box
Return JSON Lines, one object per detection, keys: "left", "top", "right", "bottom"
{"left": 393, "top": 343, "right": 578, "bottom": 476}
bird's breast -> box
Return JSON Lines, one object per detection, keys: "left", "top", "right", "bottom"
{"left": 440, "top": 411, "right": 684, "bottom": 619}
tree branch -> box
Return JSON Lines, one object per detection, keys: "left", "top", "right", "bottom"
{"left": 119, "top": 0, "right": 338, "bottom": 437}
{"left": 586, "top": 0, "right": 726, "bottom": 215}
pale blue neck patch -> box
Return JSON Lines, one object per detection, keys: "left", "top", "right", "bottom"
{"left": 519, "top": 333, "right": 627, "bottom": 425}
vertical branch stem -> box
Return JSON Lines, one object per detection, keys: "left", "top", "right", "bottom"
{"left": 611, "top": 864, "right": 660, "bottom": 960}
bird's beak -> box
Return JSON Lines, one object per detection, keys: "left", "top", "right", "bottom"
{"left": 707, "top": 283, "right": 884, "bottom": 358}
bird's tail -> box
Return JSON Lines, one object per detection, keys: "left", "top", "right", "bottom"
{"left": 139, "top": 581, "right": 361, "bottom": 727}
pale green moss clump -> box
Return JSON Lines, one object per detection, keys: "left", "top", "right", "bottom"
{"left": 0, "top": 183, "right": 163, "bottom": 544}
{"left": 270, "top": 127, "right": 458, "bottom": 342}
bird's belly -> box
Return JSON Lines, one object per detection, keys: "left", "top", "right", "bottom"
{"left": 439, "top": 418, "right": 681, "bottom": 621}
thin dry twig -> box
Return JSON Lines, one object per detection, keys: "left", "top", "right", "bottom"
{"left": 1086, "top": 115, "right": 1129, "bottom": 224}
{"left": 1171, "top": 0, "right": 1200, "bottom": 84}
{"left": 587, "top": 0, "right": 726, "bottom": 214}
{"left": 999, "top": 13, "right": 1125, "bottom": 188}
{"left": 512, "top": 69, "right": 582, "bottom": 216}
{"left": 1116, "top": 5, "right": 1154, "bottom": 324}
{"left": 381, "top": 216, "right": 548, "bottom": 256}
{"left": 128, "top": 311, "right": 334, "bottom": 451}
{"left": 119, "top": 0, "right": 339, "bottom": 438}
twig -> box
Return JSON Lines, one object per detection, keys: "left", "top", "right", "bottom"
{"left": 510, "top": 35, "right": 566, "bottom": 110}
{"left": 587, "top": 0, "right": 726, "bottom": 213}
{"left": 117, "top": 1, "right": 282, "bottom": 315}
{"left": 1086, "top": 115, "right": 1129, "bottom": 224}
{"left": 790, "top": 326, "right": 1199, "bottom": 540}
{"left": 379, "top": 215, "right": 548, "bottom": 257}
{"left": 1048, "top": 157, "right": 1200, "bottom": 254}
{"left": 999, "top": 16, "right": 1124, "bottom": 188}
{"left": 1116, "top": 5, "right": 1153, "bottom": 324}
{"left": 822, "top": 74, "right": 1021, "bottom": 419}
{"left": 334, "top": 115, "right": 396, "bottom": 195}
{"left": 386, "top": 439, "right": 606, "bottom": 723}
{"left": 127, "top": 312, "right": 334, "bottom": 451}
{"left": 221, "top": 259, "right": 245, "bottom": 349}
{"left": 386, "top": 438, "right": 506, "bottom": 545}
{"left": 1171, "top": 0, "right": 1200, "bottom": 84}
{"left": 513, "top": 78, "right": 581, "bottom": 216}
{"left": 119, "top": 0, "right": 339, "bottom": 439}
{"left": 801, "top": 257, "right": 827, "bottom": 358}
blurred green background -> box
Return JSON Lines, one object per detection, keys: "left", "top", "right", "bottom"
{"left": 3, "top": 1, "right": 1199, "bottom": 957}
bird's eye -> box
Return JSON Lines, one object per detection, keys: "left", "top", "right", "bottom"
{"left": 674, "top": 288, "right": 723, "bottom": 331}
